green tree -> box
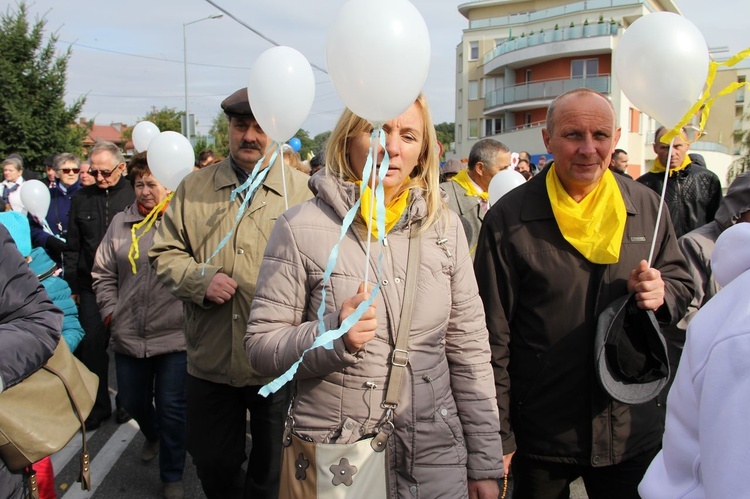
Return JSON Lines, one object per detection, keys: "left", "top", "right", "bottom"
{"left": 434, "top": 122, "right": 455, "bottom": 160}
{"left": 122, "top": 106, "right": 184, "bottom": 140}
{"left": 0, "top": 3, "right": 88, "bottom": 173}
{"left": 209, "top": 111, "right": 230, "bottom": 157}
{"left": 312, "top": 131, "right": 331, "bottom": 156}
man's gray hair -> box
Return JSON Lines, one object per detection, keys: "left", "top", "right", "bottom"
{"left": 1, "top": 157, "right": 23, "bottom": 172}
{"left": 53, "top": 153, "right": 80, "bottom": 170}
{"left": 88, "top": 141, "right": 124, "bottom": 167}
{"left": 468, "top": 139, "right": 510, "bottom": 170}
{"left": 545, "top": 88, "right": 615, "bottom": 134}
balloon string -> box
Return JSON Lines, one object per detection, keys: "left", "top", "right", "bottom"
{"left": 661, "top": 46, "right": 750, "bottom": 145}
{"left": 201, "top": 145, "right": 279, "bottom": 275}
{"left": 363, "top": 129, "right": 379, "bottom": 287}
{"left": 281, "top": 145, "right": 289, "bottom": 211}
{"left": 128, "top": 192, "right": 173, "bottom": 274}
{"left": 262, "top": 132, "right": 389, "bottom": 395}
{"left": 647, "top": 137, "right": 674, "bottom": 268}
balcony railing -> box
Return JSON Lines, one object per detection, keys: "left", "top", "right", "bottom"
{"left": 485, "top": 75, "right": 611, "bottom": 109}
{"left": 468, "top": 0, "right": 647, "bottom": 30}
{"left": 484, "top": 22, "right": 617, "bottom": 65}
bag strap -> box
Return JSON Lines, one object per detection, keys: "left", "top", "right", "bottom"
{"left": 382, "top": 227, "right": 422, "bottom": 409}
{"left": 43, "top": 364, "right": 91, "bottom": 490}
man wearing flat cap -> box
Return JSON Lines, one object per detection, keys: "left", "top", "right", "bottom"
{"left": 150, "top": 87, "right": 312, "bottom": 498}
{"left": 475, "top": 88, "right": 693, "bottom": 498}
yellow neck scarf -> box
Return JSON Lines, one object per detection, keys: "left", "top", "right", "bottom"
{"left": 356, "top": 182, "right": 409, "bottom": 239}
{"left": 649, "top": 155, "right": 691, "bottom": 176}
{"left": 546, "top": 165, "right": 627, "bottom": 264}
{"left": 451, "top": 169, "right": 488, "bottom": 201}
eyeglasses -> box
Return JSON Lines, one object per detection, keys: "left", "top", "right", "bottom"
{"left": 89, "top": 165, "right": 120, "bottom": 178}
{"left": 57, "top": 168, "right": 80, "bottom": 174}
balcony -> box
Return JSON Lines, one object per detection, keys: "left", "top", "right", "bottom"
{"left": 463, "top": 0, "right": 649, "bottom": 28}
{"left": 485, "top": 22, "right": 617, "bottom": 64}
{"left": 485, "top": 75, "right": 611, "bottom": 112}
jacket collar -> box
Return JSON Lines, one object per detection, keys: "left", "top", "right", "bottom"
{"left": 519, "top": 164, "right": 638, "bottom": 222}
{"left": 215, "top": 155, "right": 288, "bottom": 197}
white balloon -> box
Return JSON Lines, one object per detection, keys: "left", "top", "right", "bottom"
{"left": 132, "top": 121, "right": 161, "bottom": 153}
{"left": 326, "top": 0, "right": 431, "bottom": 124}
{"left": 146, "top": 131, "right": 195, "bottom": 191}
{"left": 614, "top": 12, "right": 709, "bottom": 129}
{"left": 20, "top": 180, "right": 50, "bottom": 219}
{"left": 248, "top": 46, "right": 315, "bottom": 143}
{"left": 488, "top": 169, "right": 526, "bottom": 207}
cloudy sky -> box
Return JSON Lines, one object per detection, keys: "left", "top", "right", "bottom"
{"left": 14, "top": 0, "right": 748, "bottom": 137}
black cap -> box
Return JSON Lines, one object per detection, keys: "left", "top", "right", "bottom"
{"left": 595, "top": 293, "right": 669, "bottom": 405}
{"left": 221, "top": 88, "right": 254, "bottom": 119}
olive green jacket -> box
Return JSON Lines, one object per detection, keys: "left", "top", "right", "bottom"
{"left": 149, "top": 157, "right": 312, "bottom": 386}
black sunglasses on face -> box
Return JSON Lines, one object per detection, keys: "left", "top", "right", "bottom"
{"left": 90, "top": 165, "right": 120, "bottom": 178}
{"left": 57, "top": 168, "right": 80, "bottom": 174}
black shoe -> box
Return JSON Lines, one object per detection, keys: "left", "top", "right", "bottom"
{"left": 84, "top": 412, "right": 110, "bottom": 431}
{"left": 115, "top": 406, "right": 132, "bottom": 425}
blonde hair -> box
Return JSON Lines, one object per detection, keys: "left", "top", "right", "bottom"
{"left": 325, "top": 94, "right": 445, "bottom": 232}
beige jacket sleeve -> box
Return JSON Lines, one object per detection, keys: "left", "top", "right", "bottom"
{"left": 148, "top": 182, "right": 221, "bottom": 307}
{"left": 92, "top": 213, "right": 121, "bottom": 321}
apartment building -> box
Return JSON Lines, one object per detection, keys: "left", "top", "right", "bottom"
{"left": 454, "top": 0, "right": 744, "bottom": 185}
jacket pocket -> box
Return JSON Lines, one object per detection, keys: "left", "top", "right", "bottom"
{"left": 413, "top": 411, "right": 467, "bottom": 466}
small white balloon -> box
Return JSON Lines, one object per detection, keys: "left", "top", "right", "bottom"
{"left": 488, "top": 169, "right": 526, "bottom": 207}
{"left": 614, "top": 12, "right": 709, "bottom": 129}
{"left": 326, "top": 0, "right": 431, "bottom": 124}
{"left": 146, "top": 131, "right": 195, "bottom": 191}
{"left": 20, "top": 180, "right": 51, "bottom": 219}
{"left": 248, "top": 46, "right": 315, "bottom": 143}
{"left": 132, "top": 121, "right": 161, "bottom": 153}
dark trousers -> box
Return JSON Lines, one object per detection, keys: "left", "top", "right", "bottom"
{"left": 186, "top": 374, "right": 291, "bottom": 499}
{"left": 511, "top": 447, "right": 660, "bottom": 499}
{"left": 116, "top": 352, "right": 187, "bottom": 483}
{"left": 74, "top": 289, "right": 111, "bottom": 420}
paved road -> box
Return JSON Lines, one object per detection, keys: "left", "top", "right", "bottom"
{"left": 48, "top": 352, "right": 588, "bottom": 498}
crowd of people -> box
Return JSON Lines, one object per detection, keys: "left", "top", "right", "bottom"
{"left": 1, "top": 85, "right": 748, "bottom": 499}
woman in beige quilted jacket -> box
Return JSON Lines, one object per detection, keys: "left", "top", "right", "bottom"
{"left": 245, "top": 95, "right": 503, "bottom": 499}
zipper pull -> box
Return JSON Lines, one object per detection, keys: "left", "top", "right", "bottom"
{"left": 436, "top": 238, "right": 452, "bottom": 258}
{"left": 383, "top": 236, "right": 388, "bottom": 247}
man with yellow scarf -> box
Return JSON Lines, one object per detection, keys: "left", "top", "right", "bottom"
{"left": 637, "top": 126, "right": 722, "bottom": 238}
{"left": 441, "top": 138, "right": 511, "bottom": 258}
{"left": 475, "top": 88, "right": 694, "bottom": 499}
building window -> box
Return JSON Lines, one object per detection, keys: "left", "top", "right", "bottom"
{"left": 485, "top": 118, "right": 503, "bottom": 136}
{"left": 457, "top": 124, "right": 463, "bottom": 143}
{"left": 525, "top": 69, "right": 532, "bottom": 82}
{"left": 629, "top": 108, "right": 640, "bottom": 133}
{"left": 470, "top": 41, "right": 479, "bottom": 61}
{"left": 571, "top": 59, "right": 599, "bottom": 78}
{"left": 525, "top": 113, "right": 532, "bottom": 126}
{"left": 469, "top": 120, "right": 479, "bottom": 139}
{"left": 458, "top": 52, "right": 463, "bottom": 73}
{"left": 469, "top": 80, "right": 479, "bottom": 101}
{"left": 458, "top": 89, "right": 463, "bottom": 108}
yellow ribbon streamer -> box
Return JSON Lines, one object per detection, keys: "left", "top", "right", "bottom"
{"left": 661, "top": 47, "right": 750, "bottom": 145}
{"left": 128, "top": 192, "right": 174, "bottom": 274}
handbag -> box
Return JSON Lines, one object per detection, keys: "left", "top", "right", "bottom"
{"left": 0, "top": 337, "right": 98, "bottom": 492}
{"left": 279, "top": 228, "right": 422, "bottom": 499}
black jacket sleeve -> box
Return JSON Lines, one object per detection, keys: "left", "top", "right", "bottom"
{"left": 0, "top": 226, "right": 62, "bottom": 393}
{"left": 63, "top": 194, "right": 81, "bottom": 294}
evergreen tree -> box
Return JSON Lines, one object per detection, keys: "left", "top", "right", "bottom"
{"left": 0, "top": 3, "right": 87, "bottom": 173}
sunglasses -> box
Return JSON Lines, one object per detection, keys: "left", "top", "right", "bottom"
{"left": 57, "top": 168, "right": 80, "bottom": 174}
{"left": 90, "top": 165, "right": 120, "bottom": 178}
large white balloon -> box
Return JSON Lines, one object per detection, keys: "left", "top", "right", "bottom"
{"left": 248, "top": 46, "right": 315, "bottom": 143}
{"left": 488, "top": 169, "right": 526, "bottom": 207}
{"left": 326, "top": 0, "right": 431, "bottom": 124}
{"left": 20, "top": 180, "right": 50, "bottom": 219}
{"left": 614, "top": 12, "right": 709, "bottom": 129}
{"left": 146, "top": 131, "right": 195, "bottom": 191}
{"left": 132, "top": 121, "right": 160, "bottom": 153}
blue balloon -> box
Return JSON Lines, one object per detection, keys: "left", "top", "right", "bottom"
{"left": 289, "top": 138, "right": 302, "bottom": 152}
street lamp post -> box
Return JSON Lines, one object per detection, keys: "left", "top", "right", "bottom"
{"left": 183, "top": 14, "right": 223, "bottom": 143}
